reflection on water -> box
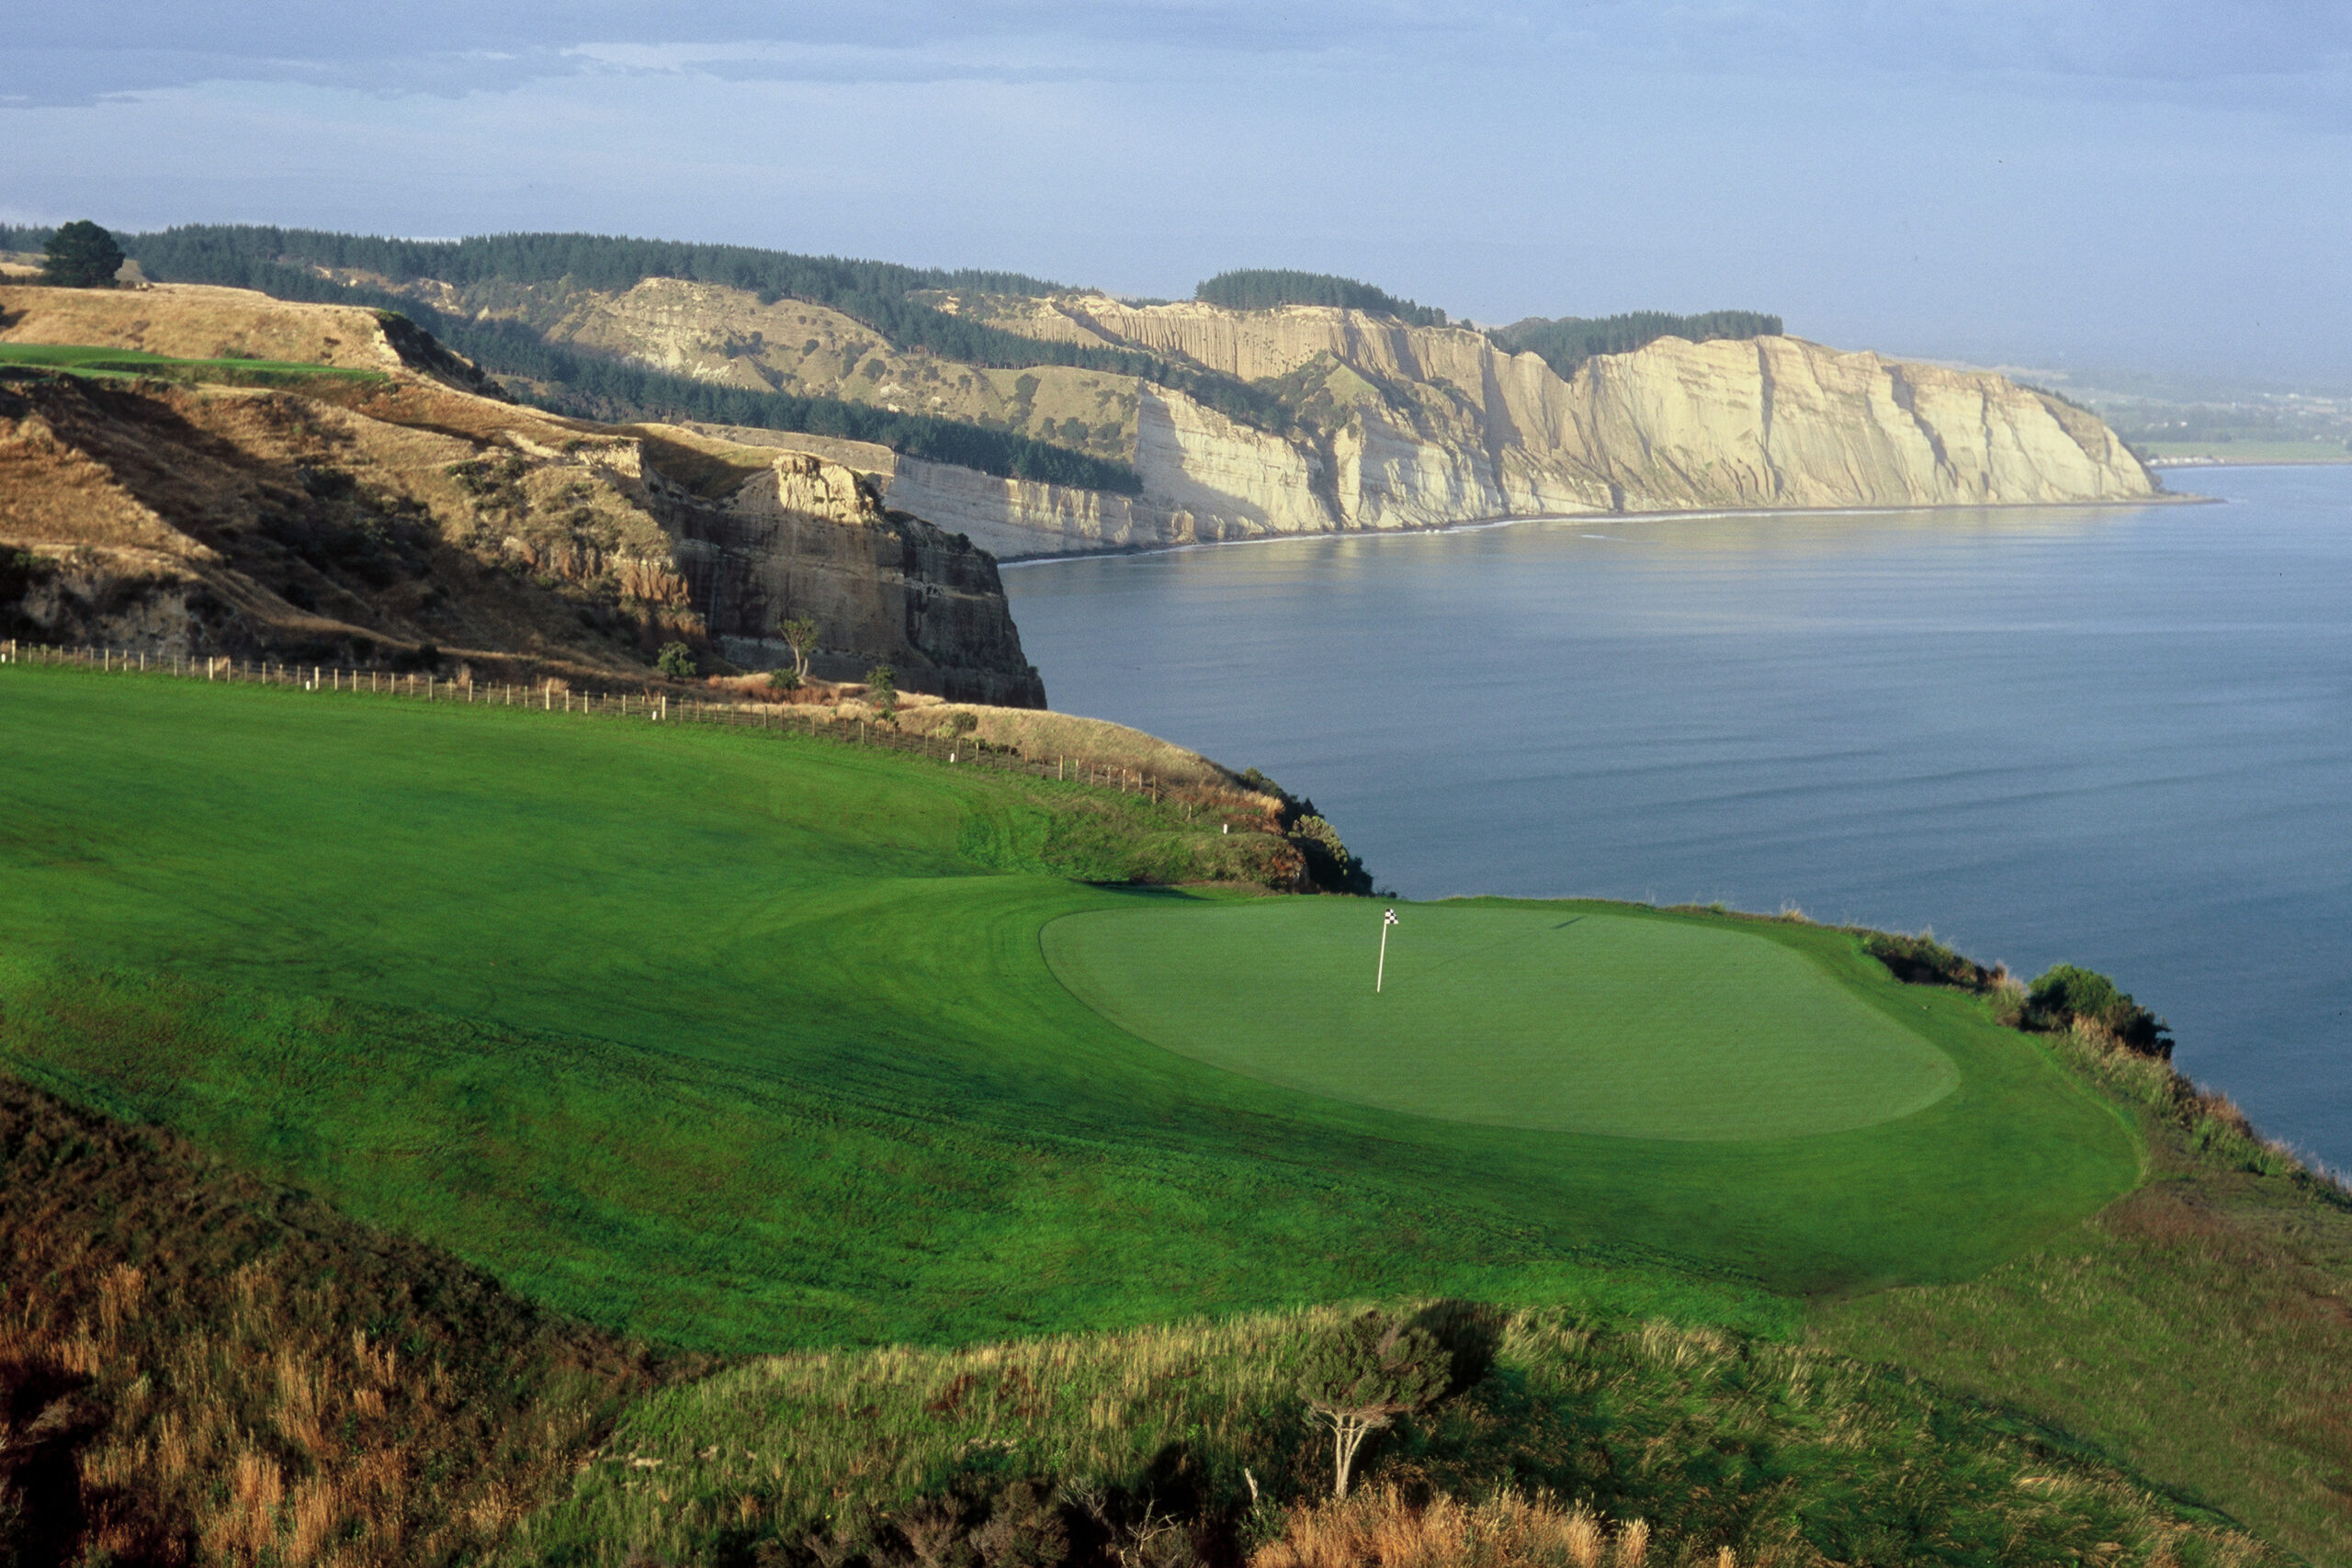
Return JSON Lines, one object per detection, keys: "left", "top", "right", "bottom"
{"left": 1005, "top": 468, "right": 2352, "bottom": 1169}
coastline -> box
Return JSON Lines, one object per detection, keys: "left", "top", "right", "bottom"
{"left": 997, "top": 491, "right": 2215, "bottom": 568}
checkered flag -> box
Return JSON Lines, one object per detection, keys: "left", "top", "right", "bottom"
{"left": 1376, "top": 908, "right": 1398, "bottom": 991}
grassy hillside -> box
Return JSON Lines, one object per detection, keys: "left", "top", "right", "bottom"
{"left": 0, "top": 340, "right": 385, "bottom": 388}
{"left": 0, "top": 1071, "right": 690, "bottom": 1565}
{"left": 0, "top": 663, "right": 2136, "bottom": 1345}
{"left": 6, "top": 659, "right": 2349, "bottom": 1562}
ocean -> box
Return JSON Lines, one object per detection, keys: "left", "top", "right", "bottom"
{"left": 1004, "top": 464, "right": 2352, "bottom": 1170}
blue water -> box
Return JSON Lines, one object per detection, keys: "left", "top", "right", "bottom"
{"left": 1003, "top": 466, "right": 2352, "bottom": 1171}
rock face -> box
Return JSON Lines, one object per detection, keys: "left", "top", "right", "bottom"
{"left": 0, "top": 285, "right": 1045, "bottom": 705}
{"left": 902, "top": 301, "right": 2156, "bottom": 555}
{"left": 668, "top": 454, "right": 1045, "bottom": 706}
{"left": 688, "top": 298, "right": 2159, "bottom": 559}
{"left": 366, "top": 273, "right": 2158, "bottom": 560}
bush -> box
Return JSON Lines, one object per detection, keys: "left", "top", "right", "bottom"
{"left": 766, "top": 668, "right": 801, "bottom": 692}
{"left": 656, "top": 641, "right": 697, "bottom": 679}
{"left": 865, "top": 663, "right": 898, "bottom": 719}
{"left": 2026, "top": 964, "right": 2171, "bottom": 1058}
{"left": 1297, "top": 1310, "right": 1451, "bottom": 1497}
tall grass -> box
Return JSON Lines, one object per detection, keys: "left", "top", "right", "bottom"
{"left": 0, "top": 1076, "right": 687, "bottom": 1565}
{"left": 511, "top": 1303, "right": 2278, "bottom": 1566}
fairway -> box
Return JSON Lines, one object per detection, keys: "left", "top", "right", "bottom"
{"left": 0, "top": 661, "right": 2144, "bottom": 1347}
{"left": 1043, "top": 902, "right": 1957, "bottom": 1140}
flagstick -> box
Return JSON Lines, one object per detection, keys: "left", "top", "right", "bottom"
{"left": 1376, "top": 922, "right": 1390, "bottom": 993}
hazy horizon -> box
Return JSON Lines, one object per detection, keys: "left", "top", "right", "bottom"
{"left": 7, "top": 3, "right": 2347, "bottom": 386}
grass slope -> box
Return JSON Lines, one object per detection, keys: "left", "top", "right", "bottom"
{"left": 0, "top": 1073, "right": 684, "bottom": 1565}
{"left": 514, "top": 1303, "right": 2281, "bottom": 1568}
{"left": 0, "top": 340, "right": 385, "bottom": 387}
{"left": 1045, "top": 901, "right": 1957, "bottom": 1139}
{"left": 1814, "top": 1028, "right": 2352, "bottom": 1563}
{"left": 0, "top": 663, "right": 2134, "bottom": 1356}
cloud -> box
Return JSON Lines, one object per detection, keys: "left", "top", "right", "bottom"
{"left": 11, "top": 2, "right": 2349, "bottom": 107}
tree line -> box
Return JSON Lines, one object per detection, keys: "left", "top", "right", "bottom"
{"left": 1194, "top": 269, "right": 1448, "bottom": 326}
{"left": 85, "top": 224, "right": 1287, "bottom": 446}
{"left": 1489, "top": 310, "right": 1784, "bottom": 380}
{"left": 5, "top": 221, "right": 1142, "bottom": 492}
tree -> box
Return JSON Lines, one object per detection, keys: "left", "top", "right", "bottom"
{"left": 41, "top": 221, "right": 125, "bottom": 288}
{"left": 656, "top": 640, "right": 697, "bottom": 679}
{"left": 776, "top": 613, "right": 819, "bottom": 681}
{"left": 865, "top": 663, "right": 897, "bottom": 721}
{"left": 1297, "top": 1311, "right": 1449, "bottom": 1498}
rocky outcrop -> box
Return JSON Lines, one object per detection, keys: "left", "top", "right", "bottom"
{"left": 666, "top": 453, "right": 1045, "bottom": 707}
{"left": 424, "top": 277, "right": 2160, "bottom": 560}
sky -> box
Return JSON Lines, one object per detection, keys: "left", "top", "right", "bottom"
{"left": 6, "top": 2, "right": 2349, "bottom": 384}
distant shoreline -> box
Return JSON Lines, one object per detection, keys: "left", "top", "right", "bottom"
{"left": 2145, "top": 456, "right": 2352, "bottom": 469}
{"left": 999, "top": 491, "right": 2213, "bottom": 568}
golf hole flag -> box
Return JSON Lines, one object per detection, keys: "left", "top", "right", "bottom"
{"left": 1376, "top": 908, "right": 1398, "bottom": 992}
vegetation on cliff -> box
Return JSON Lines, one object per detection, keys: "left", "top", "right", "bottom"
{"left": 1490, "top": 310, "right": 1784, "bottom": 379}
{"left": 1194, "top": 269, "right": 1448, "bottom": 326}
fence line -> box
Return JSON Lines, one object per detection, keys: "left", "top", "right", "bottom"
{"left": 0, "top": 639, "right": 1193, "bottom": 804}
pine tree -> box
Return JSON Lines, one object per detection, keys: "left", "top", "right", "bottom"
{"left": 40, "top": 220, "right": 125, "bottom": 288}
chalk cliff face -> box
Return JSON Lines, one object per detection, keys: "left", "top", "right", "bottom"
{"left": 413, "top": 276, "right": 2157, "bottom": 560}
{"left": 678, "top": 296, "right": 2158, "bottom": 558}
{"left": 0, "top": 285, "right": 1045, "bottom": 705}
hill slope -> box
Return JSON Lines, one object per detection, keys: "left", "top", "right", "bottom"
{"left": 0, "top": 284, "right": 1046, "bottom": 703}
{"left": 66, "top": 226, "right": 2162, "bottom": 560}
{"left": 6, "top": 660, "right": 2346, "bottom": 1565}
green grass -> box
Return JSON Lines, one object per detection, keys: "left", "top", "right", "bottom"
{"left": 0, "top": 340, "right": 384, "bottom": 386}
{"left": 0, "top": 662, "right": 2139, "bottom": 1355}
{"left": 1812, "top": 1031, "right": 2352, "bottom": 1564}
{"left": 1045, "top": 902, "right": 1956, "bottom": 1139}
{"left": 514, "top": 1305, "right": 2280, "bottom": 1567}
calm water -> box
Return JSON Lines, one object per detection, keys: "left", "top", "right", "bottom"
{"left": 1003, "top": 466, "right": 2352, "bottom": 1170}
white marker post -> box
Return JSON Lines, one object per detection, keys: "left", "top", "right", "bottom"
{"left": 1376, "top": 908, "right": 1398, "bottom": 993}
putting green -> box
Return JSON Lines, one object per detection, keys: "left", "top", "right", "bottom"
{"left": 1044, "top": 900, "right": 1959, "bottom": 1140}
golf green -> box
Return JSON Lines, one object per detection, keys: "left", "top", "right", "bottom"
{"left": 1043, "top": 901, "right": 1959, "bottom": 1140}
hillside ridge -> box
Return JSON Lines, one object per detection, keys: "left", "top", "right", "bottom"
{"left": 0, "top": 283, "right": 1046, "bottom": 703}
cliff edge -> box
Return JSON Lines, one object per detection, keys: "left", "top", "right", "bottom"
{"left": 0, "top": 284, "right": 1045, "bottom": 705}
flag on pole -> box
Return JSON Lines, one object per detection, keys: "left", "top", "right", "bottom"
{"left": 1376, "top": 908, "right": 1398, "bottom": 992}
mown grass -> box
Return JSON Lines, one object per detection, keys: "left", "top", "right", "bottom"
{"left": 1812, "top": 1026, "right": 2352, "bottom": 1564}
{"left": 0, "top": 661, "right": 2139, "bottom": 1355}
{"left": 1044, "top": 901, "right": 1957, "bottom": 1140}
{"left": 0, "top": 340, "right": 385, "bottom": 387}
{"left": 512, "top": 1302, "right": 2279, "bottom": 1566}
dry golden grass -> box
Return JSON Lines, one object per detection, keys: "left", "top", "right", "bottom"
{"left": 0, "top": 1075, "right": 682, "bottom": 1566}
{"left": 1253, "top": 1486, "right": 1649, "bottom": 1568}
{"left": 0, "top": 283, "right": 402, "bottom": 371}
{"left": 898, "top": 703, "right": 1268, "bottom": 796}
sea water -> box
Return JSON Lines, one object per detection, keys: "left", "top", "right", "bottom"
{"left": 1003, "top": 465, "right": 2352, "bottom": 1169}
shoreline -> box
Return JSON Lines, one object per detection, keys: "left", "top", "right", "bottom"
{"left": 998, "top": 491, "right": 2215, "bottom": 569}
{"left": 2146, "top": 456, "right": 2352, "bottom": 469}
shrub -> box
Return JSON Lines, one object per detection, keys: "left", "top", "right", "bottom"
{"left": 657, "top": 641, "right": 698, "bottom": 679}
{"left": 766, "top": 668, "right": 801, "bottom": 692}
{"left": 866, "top": 662, "right": 898, "bottom": 720}
{"left": 2026, "top": 964, "right": 2171, "bottom": 1058}
{"left": 1298, "top": 1310, "right": 1450, "bottom": 1497}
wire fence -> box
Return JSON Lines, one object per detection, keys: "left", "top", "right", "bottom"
{"left": 0, "top": 639, "right": 1194, "bottom": 803}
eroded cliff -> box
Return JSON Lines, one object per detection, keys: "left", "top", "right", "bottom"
{"left": 556, "top": 288, "right": 2155, "bottom": 558}
{"left": 0, "top": 285, "right": 1045, "bottom": 705}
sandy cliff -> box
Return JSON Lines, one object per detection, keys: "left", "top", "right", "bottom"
{"left": 633, "top": 292, "right": 2157, "bottom": 558}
